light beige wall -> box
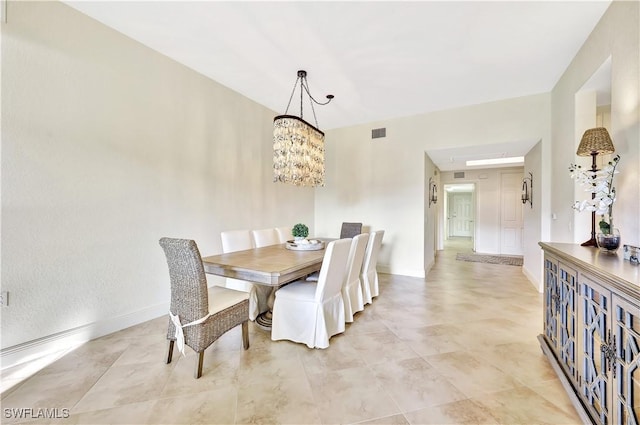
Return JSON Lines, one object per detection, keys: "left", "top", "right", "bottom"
{"left": 1, "top": 1, "right": 314, "bottom": 350}
{"left": 551, "top": 1, "right": 640, "bottom": 245}
{"left": 318, "top": 94, "right": 550, "bottom": 277}
{"left": 424, "top": 155, "right": 438, "bottom": 273}
{"left": 523, "top": 142, "right": 542, "bottom": 291}
{"left": 573, "top": 90, "right": 599, "bottom": 243}
{"left": 316, "top": 123, "right": 425, "bottom": 276}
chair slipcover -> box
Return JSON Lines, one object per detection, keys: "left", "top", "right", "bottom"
{"left": 361, "top": 230, "right": 385, "bottom": 303}
{"left": 342, "top": 233, "right": 369, "bottom": 322}
{"left": 221, "top": 230, "right": 266, "bottom": 321}
{"left": 159, "top": 237, "right": 249, "bottom": 378}
{"left": 275, "top": 226, "right": 292, "bottom": 243}
{"left": 271, "top": 239, "right": 351, "bottom": 349}
{"left": 220, "top": 229, "right": 254, "bottom": 291}
{"left": 251, "top": 228, "right": 280, "bottom": 247}
{"left": 340, "top": 222, "right": 362, "bottom": 238}
{"left": 221, "top": 229, "right": 254, "bottom": 252}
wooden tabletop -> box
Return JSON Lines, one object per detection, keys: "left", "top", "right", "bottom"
{"left": 539, "top": 242, "right": 640, "bottom": 300}
{"left": 201, "top": 243, "right": 327, "bottom": 286}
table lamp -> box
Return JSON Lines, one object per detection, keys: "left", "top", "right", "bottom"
{"left": 576, "top": 127, "right": 615, "bottom": 246}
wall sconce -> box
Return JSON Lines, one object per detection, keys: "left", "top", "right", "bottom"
{"left": 429, "top": 177, "right": 438, "bottom": 207}
{"left": 521, "top": 172, "right": 533, "bottom": 208}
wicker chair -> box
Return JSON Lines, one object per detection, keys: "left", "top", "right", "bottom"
{"left": 340, "top": 222, "right": 362, "bottom": 238}
{"left": 159, "top": 237, "right": 249, "bottom": 378}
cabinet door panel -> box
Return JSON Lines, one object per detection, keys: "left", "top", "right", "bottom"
{"left": 559, "top": 261, "right": 578, "bottom": 379}
{"left": 581, "top": 276, "right": 612, "bottom": 425}
{"left": 612, "top": 295, "right": 640, "bottom": 425}
{"left": 544, "top": 256, "right": 559, "bottom": 347}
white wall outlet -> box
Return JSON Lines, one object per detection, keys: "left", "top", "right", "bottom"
{"left": 1, "top": 291, "right": 8, "bottom": 307}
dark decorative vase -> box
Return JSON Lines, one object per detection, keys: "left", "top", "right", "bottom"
{"left": 596, "top": 228, "right": 621, "bottom": 254}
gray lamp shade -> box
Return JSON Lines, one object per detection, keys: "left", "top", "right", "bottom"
{"left": 576, "top": 127, "right": 615, "bottom": 156}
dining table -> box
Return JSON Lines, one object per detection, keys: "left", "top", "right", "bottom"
{"left": 201, "top": 240, "right": 329, "bottom": 330}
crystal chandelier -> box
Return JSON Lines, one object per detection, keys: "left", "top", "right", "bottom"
{"left": 273, "top": 70, "right": 333, "bottom": 187}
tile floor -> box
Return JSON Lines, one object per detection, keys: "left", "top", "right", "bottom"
{"left": 0, "top": 238, "right": 582, "bottom": 424}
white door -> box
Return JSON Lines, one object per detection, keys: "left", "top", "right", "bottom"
{"left": 500, "top": 173, "right": 524, "bottom": 255}
{"left": 450, "top": 192, "right": 473, "bottom": 237}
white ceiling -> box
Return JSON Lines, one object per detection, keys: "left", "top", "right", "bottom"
{"left": 427, "top": 139, "right": 536, "bottom": 172}
{"left": 65, "top": 0, "right": 611, "bottom": 170}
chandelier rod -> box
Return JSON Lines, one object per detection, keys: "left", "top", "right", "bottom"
{"left": 282, "top": 74, "right": 301, "bottom": 117}
{"left": 281, "top": 70, "right": 334, "bottom": 128}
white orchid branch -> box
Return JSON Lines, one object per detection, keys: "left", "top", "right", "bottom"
{"left": 569, "top": 154, "right": 620, "bottom": 233}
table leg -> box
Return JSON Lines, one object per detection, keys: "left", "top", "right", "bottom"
{"left": 255, "top": 287, "right": 276, "bottom": 331}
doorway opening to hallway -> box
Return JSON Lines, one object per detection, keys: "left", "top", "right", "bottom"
{"left": 444, "top": 183, "right": 476, "bottom": 252}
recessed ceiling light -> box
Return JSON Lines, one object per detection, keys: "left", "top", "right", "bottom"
{"left": 466, "top": 156, "right": 524, "bottom": 166}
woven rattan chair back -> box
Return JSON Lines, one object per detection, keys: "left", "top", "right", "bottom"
{"left": 159, "top": 237, "right": 250, "bottom": 378}
{"left": 159, "top": 237, "right": 209, "bottom": 324}
{"left": 340, "top": 222, "right": 362, "bottom": 239}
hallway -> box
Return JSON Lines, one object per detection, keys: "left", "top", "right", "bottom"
{"left": 442, "top": 236, "right": 474, "bottom": 254}
{"left": 0, "top": 241, "right": 579, "bottom": 424}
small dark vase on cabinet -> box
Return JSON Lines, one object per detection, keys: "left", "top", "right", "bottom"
{"left": 596, "top": 228, "right": 621, "bottom": 254}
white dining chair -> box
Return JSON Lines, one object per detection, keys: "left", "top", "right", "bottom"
{"left": 220, "top": 230, "right": 254, "bottom": 293}
{"left": 221, "top": 229, "right": 254, "bottom": 252}
{"left": 271, "top": 239, "right": 351, "bottom": 349}
{"left": 249, "top": 228, "right": 281, "bottom": 321}
{"left": 221, "top": 230, "right": 265, "bottom": 321}
{"left": 275, "top": 226, "right": 292, "bottom": 243}
{"left": 251, "top": 228, "right": 280, "bottom": 247}
{"left": 361, "top": 230, "right": 384, "bottom": 303}
{"left": 342, "top": 233, "right": 369, "bottom": 322}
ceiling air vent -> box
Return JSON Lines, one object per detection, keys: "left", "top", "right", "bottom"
{"left": 454, "top": 172, "right": 465, "bottom": 179}
{"left": 371, "top": 128, "right": 386, "bottom": 139}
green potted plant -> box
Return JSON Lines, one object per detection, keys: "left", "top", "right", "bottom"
{"left": 292, "top": 223, "right": 309, "bottom": 241}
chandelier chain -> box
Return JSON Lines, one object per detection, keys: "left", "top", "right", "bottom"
{"left": 282, "top": 75, "right": 300, "bottom": 116}
{"left": 304, "top": 80, "right": 319, "bottom": 128}
{"left": 282, "top": 72, "right": 332, "bottom": 129}
{"left": 301, "top": 80, "right": 333, "bottom": 106}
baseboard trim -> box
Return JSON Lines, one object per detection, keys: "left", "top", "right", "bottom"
{"left": 425, "top": 257, "right": 435, "bottom": 275}
{"left": 378, "top": 265, "right": 425, "bottom": 278}
{"left": 538, "top": 335, "right": 593, "bottom": 425}
{"left": 1, "top": 302, "right": 169, "bottom": 370}
{"left": 522, "top": 265, "right": 542, "bottom": 293}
